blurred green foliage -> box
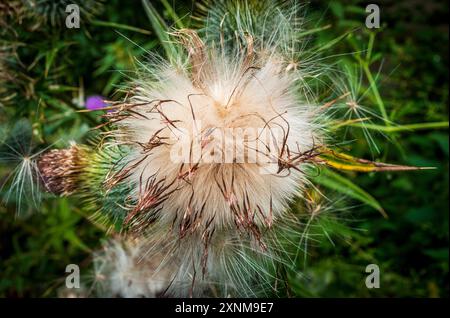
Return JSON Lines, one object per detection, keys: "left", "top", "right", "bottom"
{"left": 0, "top": 0, "right": 448, "bottom": 297}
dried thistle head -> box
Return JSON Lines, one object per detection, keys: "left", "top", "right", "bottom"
{"left": 105, "top": 25, "right": 324, "bottom": 239}
{"left": 37, "top": 144, "right": 90, "bottom": 195}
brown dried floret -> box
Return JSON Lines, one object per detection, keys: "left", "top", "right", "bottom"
{"left": 37, "top": 145, "right": 88, "bottom": 195}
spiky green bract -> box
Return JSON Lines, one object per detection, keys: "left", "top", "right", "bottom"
{"left": 79, "top": 144, "right": 135, "bottom": 231}
{"left": 33, "top": 138, "right": 134, "bottom": 229}
{"left": 43, "top": 142, "right": 137, "bottom": 231}
{"left": 197, "top": 0, "right": 302, "bottom": 47}
{"left": 195, "top": 0, "right": 328, "bottom": 101}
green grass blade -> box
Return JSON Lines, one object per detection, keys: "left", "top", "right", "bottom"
{"left": 313, "top": 168, "right": 387, "bottom": 218}
{"left": 91, "top": 20, "right": 152, "bottom": 35}
{"left": 160, "top": 0, "right": 185, "bottom": 29}
{"left": 142, "top": 0, "right": 178, "bottom": 60}
{"left": 348, "top": 121, "right": 449, "bottom": 132}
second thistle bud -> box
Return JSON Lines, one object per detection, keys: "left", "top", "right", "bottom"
{"left": 37, "top": 145, "right": 88, "bottom": 195}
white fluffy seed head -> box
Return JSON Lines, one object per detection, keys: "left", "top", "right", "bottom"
{"left": 92, "top": 228, "right": 297, "bottom": 297}
{"left": 111, "top": 40, "right": 323, "bottom": 234}
{"left": 93, "top": 239, "right": 175, "bottom": 298}
{"left": 99, "top": 1, "right": 331, "bottom": 248}
{"left": 91, "top": 1, "right": 336, "bottom": 297}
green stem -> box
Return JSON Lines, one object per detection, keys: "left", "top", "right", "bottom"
{"left": 161, "top": 0, "right": 185, "bottom": 29}
{"left": 91, "top": 20, "right": 152, "bottom": 35}
{"left": 362, "top": 62, "right": 389, "bottom": 124}
{"left": 366, "top": 32, "right": 375, "bottom": 61}
{"left": 348, "top": 121, "right": 449, "bottom": 132}
{"left": 299, "top": 24, "right": 332, "bottom": 37}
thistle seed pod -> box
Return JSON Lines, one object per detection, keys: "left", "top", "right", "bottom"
{"left": 37, "top": 145, "right": 89, "bottom": 195}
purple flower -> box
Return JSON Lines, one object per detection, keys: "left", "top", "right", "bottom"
{"left": 85, "top": 95, "right": 106, "bottom": 110}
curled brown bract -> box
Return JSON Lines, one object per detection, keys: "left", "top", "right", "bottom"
{"left": 174, "top": 29, "right": 208, "bottom": 89}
